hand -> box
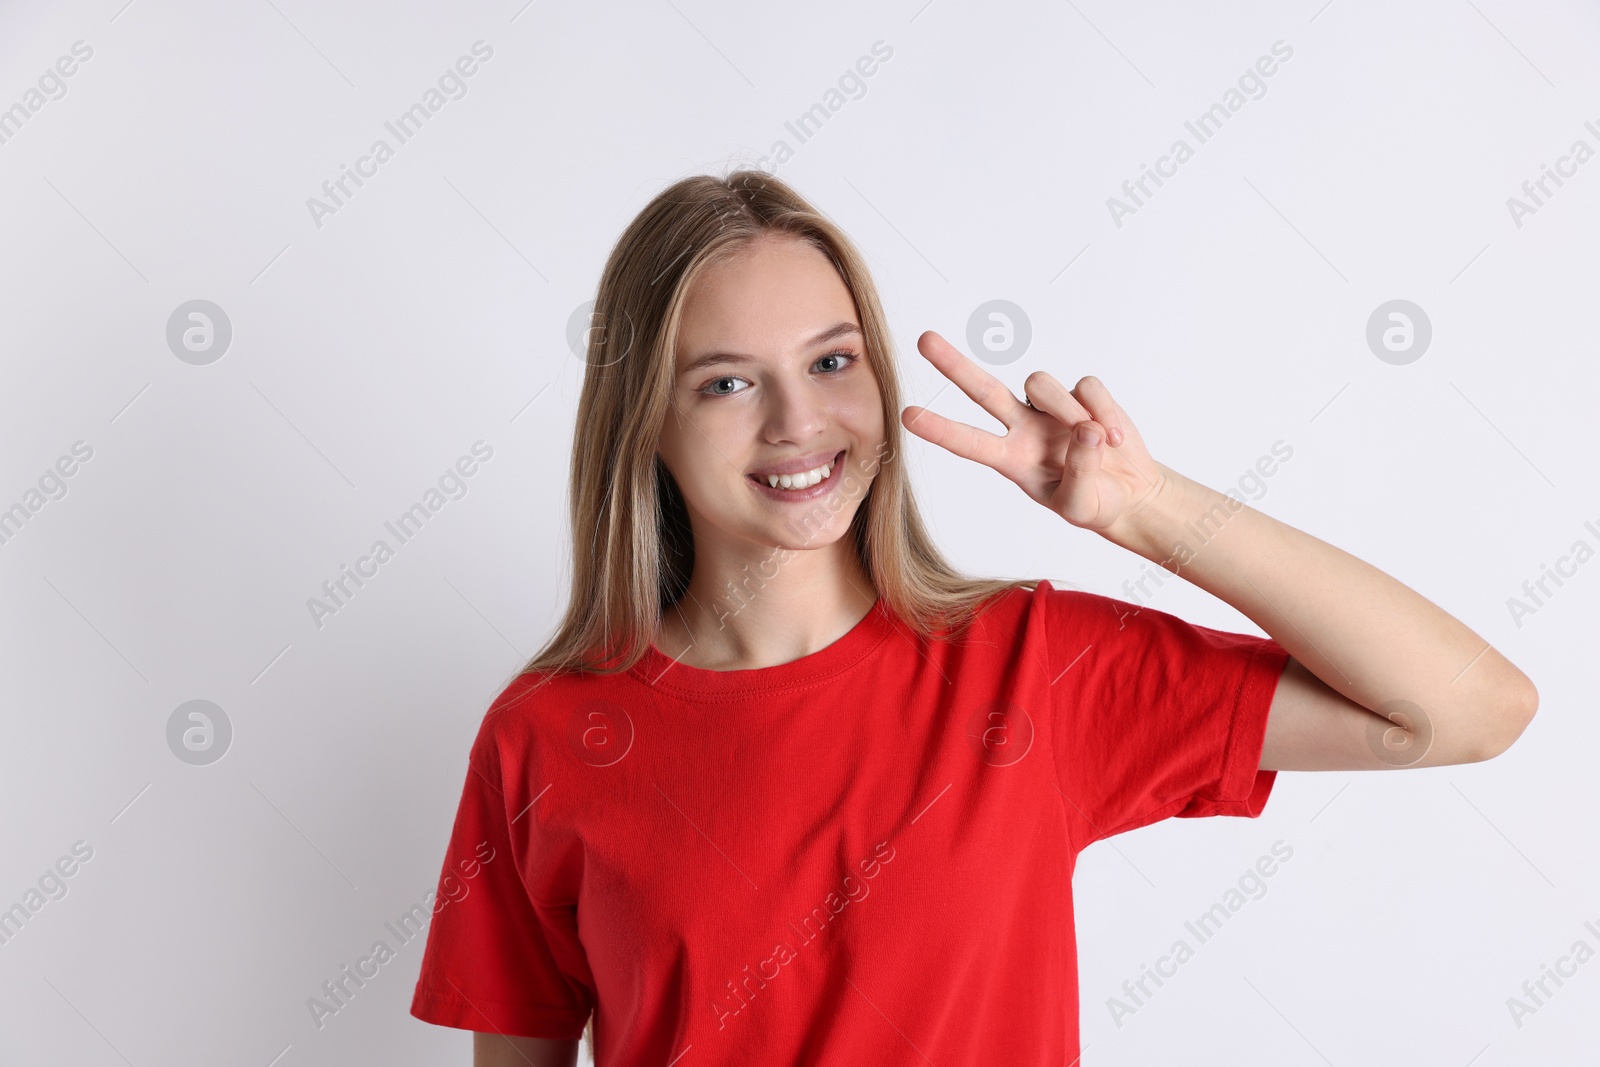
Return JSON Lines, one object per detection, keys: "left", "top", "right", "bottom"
{"left": 899, "top": 331, "right": 1170, "bottom": 539}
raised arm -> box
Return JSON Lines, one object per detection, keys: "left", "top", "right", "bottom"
{"left": 898, "top": 331, "right": 1537, "bottom": 772}
{"left": 1103, "top": 462, "right": 1537, "bottom": 770}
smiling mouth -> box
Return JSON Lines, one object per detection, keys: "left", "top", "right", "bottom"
{"left": 747, "top": 449, "right": 846, "bottom": 492}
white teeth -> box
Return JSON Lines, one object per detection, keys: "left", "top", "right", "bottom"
{"left": 764, "top": 461, "right": 832, "bottom": 490}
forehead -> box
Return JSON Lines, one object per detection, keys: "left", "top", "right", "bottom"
{"left": 676, "top": 235, "right": 858, "bottom": 359}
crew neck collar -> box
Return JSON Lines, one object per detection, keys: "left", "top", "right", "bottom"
{"left": 629, "top": 595, "right": 899, "bottom": 698}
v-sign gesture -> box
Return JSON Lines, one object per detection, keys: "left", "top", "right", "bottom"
{"left": 900, "top": 330, "right": 1170, "bottom": 540}
{"left": 899, "top": 337, "right": 1537, "bottom": 774}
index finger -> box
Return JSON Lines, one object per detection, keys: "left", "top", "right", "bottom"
{"left": 915, "top": 330, "right": 1030, "bottom": 431}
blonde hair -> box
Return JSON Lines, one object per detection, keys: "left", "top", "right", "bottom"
{"left": 516, "top": 167, "right": 1031, "bottom": 689}
{"left": 512, "top": 167, "right": 1035, "bottom": 1051}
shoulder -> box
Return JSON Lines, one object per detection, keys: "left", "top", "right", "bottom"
{"left": 932, "top": 580, "right": 1098, "bottom": 659}
{"left": 1001, "top": 578, "right": 1120, "bottom": 634}
{"left": 471, "top": 667, "right": 605, "bottom": 764}
{"left": 1029, "top": 580, "right": 1278, "bottom": 676}
{"left": 1026, "top": 578, "right": 1153, "bottom": 637}
{"left": 1000, "top": 580, "right": 1196, "bottom": 671}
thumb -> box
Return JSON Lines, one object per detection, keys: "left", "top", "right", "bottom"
{"left": 1065, "top": 420, "right": 1105, "bottom": 480}
{"left": 1055, "top": 420, "right": 1108, "bottom": 525}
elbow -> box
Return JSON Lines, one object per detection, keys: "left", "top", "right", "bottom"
{"left": 1470, "top": 677, "right": 1539, "bottom": 762}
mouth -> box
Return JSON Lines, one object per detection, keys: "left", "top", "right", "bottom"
{"left": 747, "top": 449, "right": 847, "bottom": 502}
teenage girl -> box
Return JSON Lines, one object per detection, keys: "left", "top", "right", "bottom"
{"left": 408, "top": 170, "right": 1537, "bottom": 1066}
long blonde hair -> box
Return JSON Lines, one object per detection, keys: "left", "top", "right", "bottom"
{"left": 517, "top": 165, "right": 1036, "bottom": 1058}
{"left": 515, "top": 167, "right": 1031, "bottom": 689}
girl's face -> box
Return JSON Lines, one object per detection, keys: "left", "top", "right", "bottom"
{"left": 657, "top": 233, "right": 886, "bottom": 556}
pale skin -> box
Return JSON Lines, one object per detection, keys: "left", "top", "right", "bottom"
{"left": 473, "top": 234, "right": 885, "bottom": 1065}
{"left": 648, "top": 232, "right": 887, "bottom": 671}
{"left": 471, "top": 233, "right": 1538, "bottom": 1064}
{"left": 900, "top": 329, "right": 1538, "bottom": 769}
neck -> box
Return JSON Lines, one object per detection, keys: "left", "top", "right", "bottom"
{"left": 660, "top": 539, "right": 878, "bottom": 671}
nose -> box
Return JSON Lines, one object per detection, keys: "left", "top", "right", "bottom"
{"left": 761, "top": 372, "right": 828, "bottom": 443}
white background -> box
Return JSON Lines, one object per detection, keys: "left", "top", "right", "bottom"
{"left": 1, "top": 0, "right": 1596, "bottom": 1064}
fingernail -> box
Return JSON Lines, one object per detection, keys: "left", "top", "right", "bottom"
{"left": 1078, "top": 424, "right": 1101, "bottom": 447}
{"left": 1108, "top": 426, "right": 1123, "bottom": 446}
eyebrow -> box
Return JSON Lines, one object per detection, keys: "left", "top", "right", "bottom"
{"left": 678, "top": 321, "right": 863, "bottom": 378}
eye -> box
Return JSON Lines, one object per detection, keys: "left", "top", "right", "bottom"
{"left": 695, "top": 350, "right": 859, "bottom": 398}
{"left": 815, "top": 349, "right": 857, "bottom": 373}
{"left": 702, "top": 376, "right": 747, "bottom": 396}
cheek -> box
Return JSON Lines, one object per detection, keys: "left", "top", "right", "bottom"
{"left": 686, "top": 458, "right": 742, "bottom": 498}
{"left": 663, "top": 415, "right": 748, "bottom": 497}
{"left": 839, "top": 382, "right": 885, "bottom": 435}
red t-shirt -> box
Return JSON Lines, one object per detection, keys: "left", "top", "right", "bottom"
{"left": 409, "top": 579, "right": 1290, "bottom": 1063}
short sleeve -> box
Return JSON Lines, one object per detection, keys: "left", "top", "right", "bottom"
{"left": 409, "top": 715, "right": 594, "bottom": 1038}
{"left": 1040, "top": 582, "right": 1291, "bottom": 851}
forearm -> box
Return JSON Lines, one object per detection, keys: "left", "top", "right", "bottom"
{"left": 1105, "top": 463, "right": 1537, "bottom": 754}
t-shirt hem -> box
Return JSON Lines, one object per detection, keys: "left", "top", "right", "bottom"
{"left": 1201, "top": 637, "right": 1291, "bottom": 817}
{"left": 1082, "top": 636, "right": 1290, "bottom": 843}
{"left": 410, "top": 982, "right": 590, "bottom": 1040}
